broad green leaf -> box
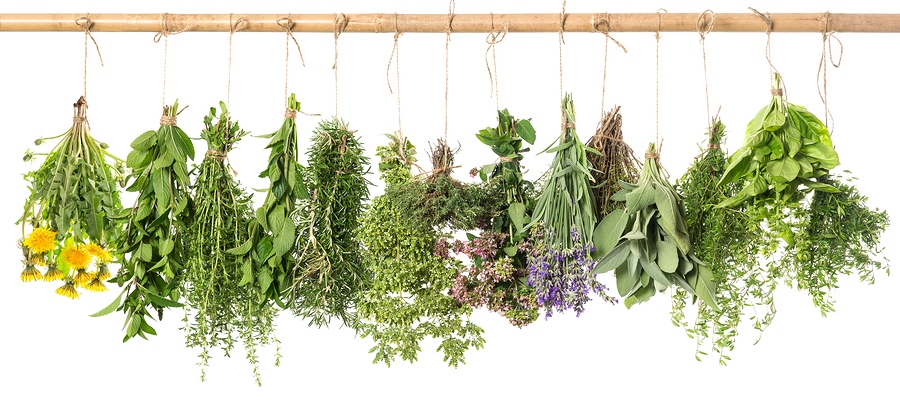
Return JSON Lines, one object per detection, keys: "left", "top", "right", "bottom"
{"left": 227, "top": 239, "right": 253, "bottom": 255}
{"left": 615, "top": 263, "right": 640, "bottom": 297}
{"left": 767, "top": 157, "right": 801, "bottom": 182}
{"left": 640, "top": 257, "right": 670, "bottom": 287}
{"left": 258, "top": 266, "right": 274, "bottom": 294}
{"left": 593, "top": 242, "right": 629, "bottom": 274}
{"left": 592, "top": 209, "right": 627, "bottom": 259}
{"left": 719, "top": 147, "right": 753, "bottom": 185}
{"left": 657, "top": 240, "right": 678, "bottom": 273}
{"left": 508, "top": 202, "right": 526, "bottom": 233}
{"left": 515, "top": 119, "right": 536, "bottom": 145}
{"left": 131, "top": 130, "right": 158, "bottom": 151}
{"left": 691, "top": 264, "right": 720, "bottom": 312}
{"left": 273, "top": 218, "right": 294, "bottom": 257}
{"left": 145, "top": 290, "right": 184, "bottom": 308}
{"left": 238, "top": 258, "right": 253, "bottom": 286}
{"left": 126, "top": 314, "right": 142, "bottom": 338}
{"left": 624, "top": 182, "right": 657, "bottom": 215}
{"left": 159, "top": 238, "right": 174, "bottom": 256}
{"left": 624, "top": 284, "right": 656, "bottom": 309}
{"left": 763, "top": 101, "right": 786, "bottom": 131}
{"left": 653, "top": 188, "right": 678, "bottom": 237}
{"left": 89, "top": 288, "right": 125, "bottom": 317}
{"left": 799, "top": 142, "right": 840, "bottom": 170}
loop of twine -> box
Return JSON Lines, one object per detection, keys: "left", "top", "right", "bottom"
{"left": 285, "top": 108, "right": 297, "bottom": 119}
{"left": 697, "top": 10, "right": 715, "bottom": 136}
{"left": 75, "top": 15, "right": 104, "bottom": 99}
{"left": 227, "top": 14, "right": 246, "bottom": 107}
{"left": 386, "top": 13, "right": 403, "bottom": 134}
{"left": 206, "top": 149, "right": 227, "bottom": 159}
{"left": 485, "top": 13, "right": 508, "bottom": 108}
{"left": 655, "top": 9, "right": 667, "bottom": 147}
{"left": 160, "top": 115, "right": 177, "bottom": 126}
{"left": 73, "top": 116, "right": 87, "bottom": 123}
{"left": 749, "top": 7, "right": 785, "bottom": 99}
{"left": 591, "top": 12, "right": 627, "bottom": 113}
{"left": 334, "top": 13, "right": 349, "bottom": 116}
{"left": 277, "top": 15, "right": 306, "bottom": 107}
{"left": 445, "top": 0, "right": 455, "bottom": 141}
{"left": 154, "top": 13, "right": 192, "bottom": 108}
{"left": 771, "top": 88, "right": 783, "bottom": 96}
{"left": 645, "top": 152, "right": 660, "bottom": 159}
{"left": 817, "top": 11, "right": 843, "bottom": 133}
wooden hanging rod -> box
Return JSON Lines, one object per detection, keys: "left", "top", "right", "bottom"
{"left": 0, "top": 13, "right": 898, "bottom": 33}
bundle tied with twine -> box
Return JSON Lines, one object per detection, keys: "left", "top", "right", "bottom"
{"left": 585, "top": 106, "right": 641, "bottom": 219}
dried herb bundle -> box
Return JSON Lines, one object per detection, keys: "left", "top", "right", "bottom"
{"left": 231, "top": 94, "right": 309, "bottom": 306}
{"left": 447, "top": 109, "right": 541, "bottom": 327}
{"left": 183, "top": 103, "right": 280, "bottom": 385}
{"left": 672, "top": 119, "right": 777, "bottom": 364}
{"left": 779, "top": 173, "right": 890, "bottom": 316}
{"left": 95, "top": 101, "right": 195, "bottom": 342}
{"left": 526, "top": 94, "right": 614, "bottom": 317}
{"left": 357, "top": 133, "right": 485, "bottom": 367}
{"left": 585, "top": 106, "right": 641, "bottom": 219}
{"left": 288, "top": 117, "right": 371, "bottom": 328}
{"left": 19, "top": 97, "right": 126, "bottom": 298}
{"left": 594, "top": 142, "right": 719, "bottom": 310}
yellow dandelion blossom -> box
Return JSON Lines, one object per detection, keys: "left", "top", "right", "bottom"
{"left": 31, "top": 255, "right": 47, "bottom": 266}
{"left": 85, "top": 277, "right": 108, "bottom": 293}
{"left": 23, "top": 227, "right": 57, "bottom": 254}
{"left": 61, "top": 245, "right": 92, "bottom": 270}
{"left": 55, "top": 281, "right": 79, "bottom": 300}
{"left": 43, "top": 264, "right": 65, "bottom": 282}
{"left": 73, "top": 269, "right": 94, "bottom": 288}
{"left": 96, "top": 264, "right": 111, "bottom": 281}
{"left": 85, "top": 243, "right": 112, "bottom": 263}
{"left": 20, "top": 264, "right": 42, "bottom": 282}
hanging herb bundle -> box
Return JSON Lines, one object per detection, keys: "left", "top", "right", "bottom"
{"left": 585, "top": 106, "right": 641, "bottom": 219}
{"left": 671, "top": 119, "right": 778, "bottom": 364}
{"left": 779, "top": 173, "right": 890, "bottom": 316}
{"left": 357, "top": 133, "right": 485, "bottom": 367}
{"left": 94, "top": 101, "right": 194, "bottom": 342}
{"left": 288, "top": 117, "right": 371, "bottom": 328}
{"left": 718, "top": 73, "right": 840, "bottom": 242}
{"left": 526, "top": 94, "right": 615, "bottom": 317}
{"left": 230, "top": 94, "right": 308, "bottom": 306}
{"left": 182, "top": 103, "right": 280, "bottom": 385}
{"left": 18, "top": 97, "right": 126, "bottom": 298}
{"left": 445, "top": 108, "right": 540, "bottom": 327}
{"left": 594, "top": 142, "right": 720, "bottom": 310}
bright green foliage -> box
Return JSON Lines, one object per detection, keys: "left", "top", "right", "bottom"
{"left": 230, "top": 94, "right": 309, "bottom": 306}
{"left": 779, "top": 173, "right": 890, "bottom": 316}
{"left": 594, "top": 142, "right": 719, "bottom": 310}
{"left": 288, "top": 117, "right": 371, "bottom": 328}
{"left": 356, "top": 134, "right": 485, "bottom": 367}
{"left": 182, "top": 103, "right": 280, "bottom": 386}
{"left": 672, "top": 119, "right": 779, "bottom": 365}
{"left": 104, "top": 100, "right": 194, "bottom": 342}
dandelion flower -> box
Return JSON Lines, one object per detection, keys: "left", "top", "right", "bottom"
{"left": 73, "top": 269, "right": 94, "bottom": 288}
{"left": 23, "top": 227, "right": 57, "bottom": 254}
{"left": 84, "top": 277, "right": 108, "bottom": 293}
{"left": 61, "top": 245, "right": 92, "bottom": 270}
{"left": 43, "top": 263, "right": 65, "bottom": 282}
{"left": 96, "top": 264, "right": 111, "bottom": 281}
{"left": 84, "top": 243, "right": 112, "bottom": 263}
{"left": 20, "top": 264, "right": 42, "bottom": 282}
{"left": 31, "top": 255, "right": 47, "bottom": 266}
{"left": 55, "top": 281, "right": 79, "bottom": 300}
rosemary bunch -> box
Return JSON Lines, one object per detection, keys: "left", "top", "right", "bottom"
{"left": 95, "top": 101, "right": 195, "bottom": 342}
{"left": 288, "top": 117, "right": 371, "bottom": 328}
{"left": 19, "top": 96, "right": 126, "bottom": 298}
{"left": 183, "top": 103, "right": 280, "bottom": 385}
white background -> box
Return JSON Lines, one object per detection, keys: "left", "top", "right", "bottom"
{"left": 1, "top": 1, "right": 897, "bottom": 398}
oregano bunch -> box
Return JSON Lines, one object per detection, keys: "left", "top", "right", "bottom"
{"left": 95, "top": 101, "right": 194, "bottom": 342}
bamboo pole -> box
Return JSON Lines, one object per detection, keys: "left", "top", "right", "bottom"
{"left": 0, "top": 13, "right": 899, "bottom": 33}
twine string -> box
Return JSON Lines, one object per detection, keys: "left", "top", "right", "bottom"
{"left": 75, "top": 15, "right": 104, "bottom": 99}
{"left": 227, "top": 14, "right": 246, "bottom": 107}
{"left": 385, "top": 14, "right": 403, "bottom": 133}
{"left": 445, "top": 1, "right": 455, "bottom": 141}
{"left": 334, "top": 13, "right": 348, "bottom": 116}
{"left": 277, "top": 15, "right": 306, "bottom": 107}
{"left": 655, "top": 9, "right": 667, "bottom": 147}
{"left": 697, "top": 10, "right": 715, "bottom": 134}
{"left": 485, "top": 13, "right": 507, "bottom": 108}
{"left": 591, "top": 13, "right": 627, "bottom": 113}
{"left": 559, "top": 1, "right": 567, "bottom": 136}
{"left": 748, "top": 7, "right": 786, "bottom": 99}
{"left": 817, "top": 11, "right": 843, "bottom": 133}
{"left": 154, "top": 13, "right": 191, "bottom": 107}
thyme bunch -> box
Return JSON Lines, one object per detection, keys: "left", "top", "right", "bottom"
{"left": 585, "top": 106, "right": 641, "bottom": 219}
